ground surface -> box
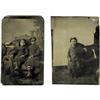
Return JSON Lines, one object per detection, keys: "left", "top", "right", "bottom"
{"left": 1, "top": 66, "right": 43, "bottom": 85}
{"left": 52, "top": 66, "right": 98, "bottom": 85}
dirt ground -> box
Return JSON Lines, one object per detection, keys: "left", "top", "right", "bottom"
{"left": 52, "top": 66, "right": 98, "bottom": 85}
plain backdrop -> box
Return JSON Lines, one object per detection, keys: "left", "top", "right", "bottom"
{"left": 0, "top": 0, "right": 100, "bottom": 100}
{"left": 52, "top": 17, "right": 98, "bottom": 66}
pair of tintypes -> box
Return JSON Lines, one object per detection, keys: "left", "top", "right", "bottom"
{"left": 1, "top": 16, "right": 99, "bottom": 85}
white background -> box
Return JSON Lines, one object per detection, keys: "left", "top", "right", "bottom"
{"left": 0, "top": 0, "right": 100, "bottom": 100}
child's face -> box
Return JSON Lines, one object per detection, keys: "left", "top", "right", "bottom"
{"left": 31, "top": 39, "right": 35, "bottom": 44}
{"left": 71, "top": 39, "right": 77, "bottom": 47}
{"left": 20, "top": 40, "right": 25, "bottom": 46}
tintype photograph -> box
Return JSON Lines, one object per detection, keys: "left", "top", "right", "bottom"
{"left": 52, "top": 16, "right": 99, "bottom": 84}
{"left": 2, "top": 16, "right": 44, "bottom": 85}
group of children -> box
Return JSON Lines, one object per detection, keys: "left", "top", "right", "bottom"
{"left": 2, "top": 37, "right": 42, "bottom": 79}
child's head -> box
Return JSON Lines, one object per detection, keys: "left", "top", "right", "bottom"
{"left": 30, "top": 37, "right": 36, "bottom": 45}
{"left": 70, "top": 37, "right": 78, "bottom": 47}
{"left": 19, "top": 39, "right": 26, "bottom": 46}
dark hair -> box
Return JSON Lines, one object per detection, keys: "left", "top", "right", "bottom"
{"left": 70, "top": 37, "right": 77, "bottom": 42}
{"left": 19, "top": 39, "right": 26, "bottom": 46}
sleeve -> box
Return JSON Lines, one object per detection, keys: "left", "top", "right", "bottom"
{"left": 9, "top": 47, "right": 18, "bottom": 56}
{"left": 24, "top": 48, "right": 29, "bottom": 57}
{"left": 34, "top": 46, "right": 40, "bottom": 57}
{"left": 67, "top": 48, "right": 71, "bottom": 59}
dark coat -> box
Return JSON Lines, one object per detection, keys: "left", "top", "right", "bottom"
{"left": 67, "top": 43, "right": 86, "bottom": 75}
{"left": 13, "top": 46, "right": 29, "bottom": 66}
{"left": 22, "top": 44, "right": 41, "bottom": 70}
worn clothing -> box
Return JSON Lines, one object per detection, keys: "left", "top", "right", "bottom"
{"left": 28, "top": 44, "right": 40, "bottom": 66}
{"left": 28, "top": 44, "right": 40, "bottom": 57}
{"left": 67, "top": 43, "right": 86, "bottom": 77}
{"left": 22, "top": 44, "right": 40, "bottom": 70}
{"left": 21, "top": 44, "right": 41, "bottom": 78}
{"left": 13, "top": 46, "right": 29, "bottom": 67}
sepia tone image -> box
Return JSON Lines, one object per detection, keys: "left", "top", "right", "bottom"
{"left": 2, "top": 16, "right": 44, "bottom": 85}
{"left": 52, "top": 16, "right": 99, "bottom": 84}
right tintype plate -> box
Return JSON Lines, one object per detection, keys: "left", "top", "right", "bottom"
{"left": 52, "top": 16, "right": 99, "bottom": 84}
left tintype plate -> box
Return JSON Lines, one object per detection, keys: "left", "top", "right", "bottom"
{"left": 1, "top": 16, "right": 44, "bottom": 85}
